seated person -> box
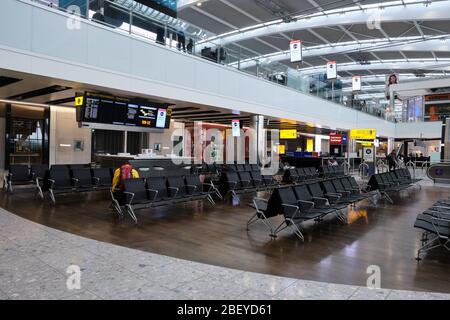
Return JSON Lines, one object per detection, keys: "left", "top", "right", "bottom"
{"left": 328, "top": 157, "right": 339, "bottom": 166}
{"left": 111, "top": 163, "right": 140, "bottom": 205}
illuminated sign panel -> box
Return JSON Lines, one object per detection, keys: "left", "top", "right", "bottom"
{"left": 79, "top": 92, "right": 171, "bottom": 129}
{"left": 329, "top": 133, "right": 342, "bottom": 145}
{"left": 75, "top": 96, "right": 84, "bottom": 106}
{"left": 280, "top": 130, "right": 297, "bottom": 139}
{"left": 349, "top": 129, "right": 376, "bottom": 140}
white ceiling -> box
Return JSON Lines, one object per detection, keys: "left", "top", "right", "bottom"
{"left": 177, "top": 0, "right": 450, "bottom": 98}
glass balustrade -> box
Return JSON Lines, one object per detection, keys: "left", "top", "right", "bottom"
{"left": 28, "top": 0, "right": 395, "bottom": 122}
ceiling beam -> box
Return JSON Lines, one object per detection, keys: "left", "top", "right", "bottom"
{"left": 232, "top": 36, "right": 450, "bottom": 69}
{"left": 298, "top": 59, "right": 450, "bottom": 75}
{"left": 201, "top": 1, "right": 450, "bottom": 46}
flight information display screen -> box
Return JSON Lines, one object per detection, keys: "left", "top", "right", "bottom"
{"left": 80, "top": 93, "right": 171, "bottom": 129}
{"left": 134, "top": 0, "right": 177, "bottom": 18}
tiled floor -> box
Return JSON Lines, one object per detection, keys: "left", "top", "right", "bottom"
{"left": 1, "top": 207, "right": 450, "bottom": 300}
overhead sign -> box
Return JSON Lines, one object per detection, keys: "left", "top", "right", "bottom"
{"left": 290, "top": 40, "right": 302, "bottom": 63}
{"left": 326, "top": 61, "right": 337, "bottom": 80}
{"left": 231, "top": 120, "right": 240, "bottom": 137}
{"left": 349, "top": 129, "right": 376, "bottom": 140}
{"left": 280, "top": 129, "right": 297, "bottom": 139}
{"left": 75, "top": 96, "right": 84, "bottom": 106}
{"left": 374, "top": 139, "right": 380, "bottom": 147}
{"left": 352, "top": 76, "right": 361, "bottom": 91}
{"left": 278, "top": 145, "right": 286, "bottom": 154}
{"left": 329, "top": 133, "right": 342, "bottom": 145}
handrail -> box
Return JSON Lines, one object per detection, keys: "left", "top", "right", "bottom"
{"left": 341, "top": 160, "right": 350, "bottom": 175}
{"left": 376, "top": 159, "right": 389, "bottom": 173}
{"left": 421, "top": 161, "right": 430, "bottom": 171}
{"left": 406, "top": 160, "right": 416, "bottom": 179}
{"left": 358, "top": 162, "right": 370, "bottom": 181}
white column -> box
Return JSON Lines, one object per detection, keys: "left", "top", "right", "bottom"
{"left": 123, "top": 131, "right": 128, "bottom": 153}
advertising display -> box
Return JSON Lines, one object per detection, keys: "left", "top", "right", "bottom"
{"left": 385, "top": 73, "right": 398, "bottom": 100}
{"left": 280, "top": 129, "right": 297, "bottom": 139}
{"left": 352, "top": 76, "right": 361, "bottom": 91}
{"left": 290, "top": 40, "right": 302, "bottom": 63}
{"left": 326, "top": 61, "right": 337, "bottom": 80}
{"left": 231, "top": 120, "right": 241, "bottom": 137}
{"left": 156, "top": 109, "right": 168, "bottom": 128}
{"left": 79, "top": 93, "right": 171, "bottom": 129}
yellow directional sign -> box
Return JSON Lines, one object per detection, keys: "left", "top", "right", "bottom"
{"left": 280, "top": 129, "right": 297, "bottom": 139}
{"left": 75, "top": 96, "right": 84, "bottom": 106}
{"left": 349, "top": 129, "right": 376, "bottom": 140}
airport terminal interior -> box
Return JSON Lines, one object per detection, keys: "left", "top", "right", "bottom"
{"left": 2, "top": 0, "right": 450, "bottom": 301}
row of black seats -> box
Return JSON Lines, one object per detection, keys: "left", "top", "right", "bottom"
{"left": 3, "top": 164, "right": 48, "bottom": 192}
{"left": 3, "top": 164, "right": 113, "bottom": 204}
{"left": 367, "top": 169, "right": 421, "bottom": 203}
{"left": 320, "top": 165, "right": 346, "bottom": 178}
{"left": 282, "top": 167, "right": 321, "bottom": 184}
{"left": 248, "top": 176, "right": 378, "bottom": 241}
{"left": 414, "top": 198, "right": 450, "bottom": 260}
{"left": 40, "top": 166, "right": 113, "bottom": 204}
{"left": 118, "top": 175, "right": 217, "bottom": 224}
{"left": 219, "top": 170, "right": 279, "bottom": 199}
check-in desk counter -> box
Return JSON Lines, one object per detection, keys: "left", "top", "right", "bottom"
{"left": 96, "top": 154, "right": 194, "bottom": 175}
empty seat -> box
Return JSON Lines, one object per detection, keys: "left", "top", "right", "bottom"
{"left": 92, "top": 168, "right": 113, "bottom": 189}
{"left": 167, "top": 176, "right": 189, "bottom": 200}
{"left": 185, "top": 175, "right": 215, "bottom": 204}
{"left": 45, "top": 167, "right": 75, "bottom": 204}
{"left": 147, "top": 176, "right": 170, "bottom": 202}
{"left": 275, "top": 187, "right": 323, "bottom": 241}
{"left": 4, "top": 165, "right": 31, "bottom": 193}
{"left": 71, "top": 168, "right": 95, "bottom": 190}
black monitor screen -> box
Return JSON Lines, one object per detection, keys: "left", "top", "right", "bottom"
{"left": 135, "top": 0, "right": 178, "bottom": 18}
{"left": 80, "top": 93, "right": 171, "bottom": 129}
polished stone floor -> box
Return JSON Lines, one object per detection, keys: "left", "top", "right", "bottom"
{"left": 1, "top": 207, "right": 450, "bottom": 300}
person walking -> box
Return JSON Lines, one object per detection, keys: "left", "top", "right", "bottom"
{"left": 386, "top": 150, "right": 398, "bottom": 172}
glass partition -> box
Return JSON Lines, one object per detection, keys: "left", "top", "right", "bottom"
{"left": 29, "top": 0, "right": 396, "bottom": 122}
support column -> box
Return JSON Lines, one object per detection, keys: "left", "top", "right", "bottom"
{"left": 123, "top": 131, "right": 128, "bottom": 154}
{"left": 249, "top": 115, "right": 265, "bottom": 165}
{"left": 387, "top": 137, "right": 395, "bottom": 154}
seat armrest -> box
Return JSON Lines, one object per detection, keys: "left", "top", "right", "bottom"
{"left": 227, "top": 181, "right": 238, "bottom": 190}
{"left": 337, "top": 189, "right": 350, "bottom": 196}
{"left": 202, "top": 183, "right": 214, "bottom": 192}
{"left": 312, "top": 197, "right": 329, "bottom": 206}
{"left": 71, "top": 178, "right": 79, "bottom": 187}
{"left": 168, "top": 186, "right": 179, "bottom": 197}
{"left": 186, "top": 184, "right": 198, "bottom": 193}
{"left": 282, "top": 203, "right": 300, "bottom": 219}
{"left": 240, "top": 179, "right": 251, "bottom": 187}
{"left": 146, "top": 188, "right": 159, "bottom": 201}
{"left": 123, "top": 191, "right": 135, "bottom": 205}
{"left": 326, "top": 192, "right": 342, "bottom": 197}
{"left": 253, "top": 197, "right": 268, "bottom": 212}
{"left": 298, "top": 200, "right": 314, "bottom": 211}
{"left": 92, "top": 177, "right": 100, "bottom": 185}
{"left": 48, "top": 179, "right": 55, "bottom": 188}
